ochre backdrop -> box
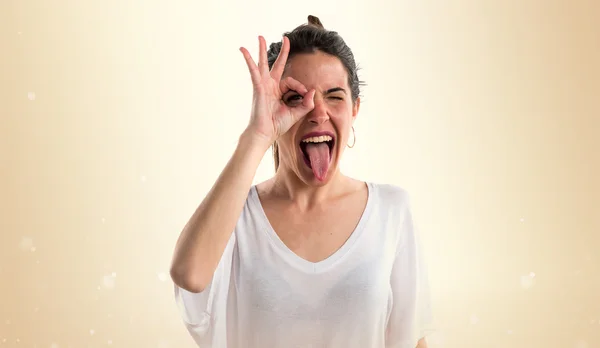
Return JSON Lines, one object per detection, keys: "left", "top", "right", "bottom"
{"left": 1, "top": 1, "right": 598, "bottom": 347}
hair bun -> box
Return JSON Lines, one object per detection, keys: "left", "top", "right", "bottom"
{"left": 307, "top": 15, "right": 324, "bottom": 29}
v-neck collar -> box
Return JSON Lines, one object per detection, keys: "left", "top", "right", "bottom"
{"left": 249, "top": 182, "right": 375, "bottom": 273}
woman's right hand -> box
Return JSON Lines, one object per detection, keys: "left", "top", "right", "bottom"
{"left": 239, "top": 35, "right": 316, "bottom": 146}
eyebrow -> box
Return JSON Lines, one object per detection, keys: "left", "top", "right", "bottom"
{"left": 325, "top": 87, "right": 347, "bottom": 94}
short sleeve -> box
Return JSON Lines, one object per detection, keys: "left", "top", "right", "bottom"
{"left": 173, "top": 232, "right": 236, "bottom": 346}
{"left": 385, "top": 196, "right": 436, "bottom": 348}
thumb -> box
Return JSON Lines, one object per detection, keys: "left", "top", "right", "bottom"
{"left": 290, "top": 89, "right": 315, "bottom": 122}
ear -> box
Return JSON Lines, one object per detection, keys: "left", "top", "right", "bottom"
{"left": 352, "top": 96, "right": 361, "bottom": 122}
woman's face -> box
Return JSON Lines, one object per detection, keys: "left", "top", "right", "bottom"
{"left": 277, "top": 51, "right": 360, "bottom": 185}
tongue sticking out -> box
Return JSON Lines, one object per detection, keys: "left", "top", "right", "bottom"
{"left": 305, "top": 142, "right": 331, "bottom": 181}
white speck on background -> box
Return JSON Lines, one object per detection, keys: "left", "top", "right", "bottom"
{"left": 28, "top": 92, "right": 36, "bottom": 100}
{"left": 521, "top": 273, "right": 536, "bottom": 289}
{"left": 20, "top": 237, "right": 34, "bottom": 251}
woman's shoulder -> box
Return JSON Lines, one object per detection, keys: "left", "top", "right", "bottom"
{"left": 366, "top": 181, "right": 412, "bottom": 207}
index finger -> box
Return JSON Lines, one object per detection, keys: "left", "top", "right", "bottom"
{"left": 270, "top": 36, "right": 290, "bottom": 81}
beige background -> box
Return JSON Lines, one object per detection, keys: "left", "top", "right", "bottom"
{"left": 1, "top": 0, "right": 599, "bottom": 347}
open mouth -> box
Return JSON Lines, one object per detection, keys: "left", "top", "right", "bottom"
{"left": 299, "top": 133, "right": 335, "bottom": 169}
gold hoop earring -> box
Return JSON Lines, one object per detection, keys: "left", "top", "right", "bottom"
{"left": 347, "top": 126, "right": 356, "bottom": 148}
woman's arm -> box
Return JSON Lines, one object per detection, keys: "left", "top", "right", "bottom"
{"left": 170, "top": 35, "right": 314, "bottom": 294}
{"left": 170, "top": 131, "right": 270, "bottom": 293}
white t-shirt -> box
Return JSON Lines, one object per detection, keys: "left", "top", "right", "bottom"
{"left": 174, "top": 182, "right": 435, "bottom": 348}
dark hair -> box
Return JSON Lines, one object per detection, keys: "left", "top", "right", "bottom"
{"left": 267, "top": 15, "right": 365, "bottom": 172}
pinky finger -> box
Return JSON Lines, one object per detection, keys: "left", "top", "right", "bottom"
{"left": 240, "top": 47, "right": 261, "bottom": 86}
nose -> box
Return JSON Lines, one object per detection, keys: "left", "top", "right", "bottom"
{"left": 306, "top": 95, "right": 330, "bottom": 125}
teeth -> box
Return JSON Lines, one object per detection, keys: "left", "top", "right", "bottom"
{"left": 301, "top": 135, "right": 333, "bottom": 143}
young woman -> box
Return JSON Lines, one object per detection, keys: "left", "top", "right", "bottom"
{"left": 170, "top": 15, "right": 435, "bottom": 348}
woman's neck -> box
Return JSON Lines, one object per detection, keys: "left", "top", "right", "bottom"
{"left": 266, "top": 167, "right": 350, "bottom": 211}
